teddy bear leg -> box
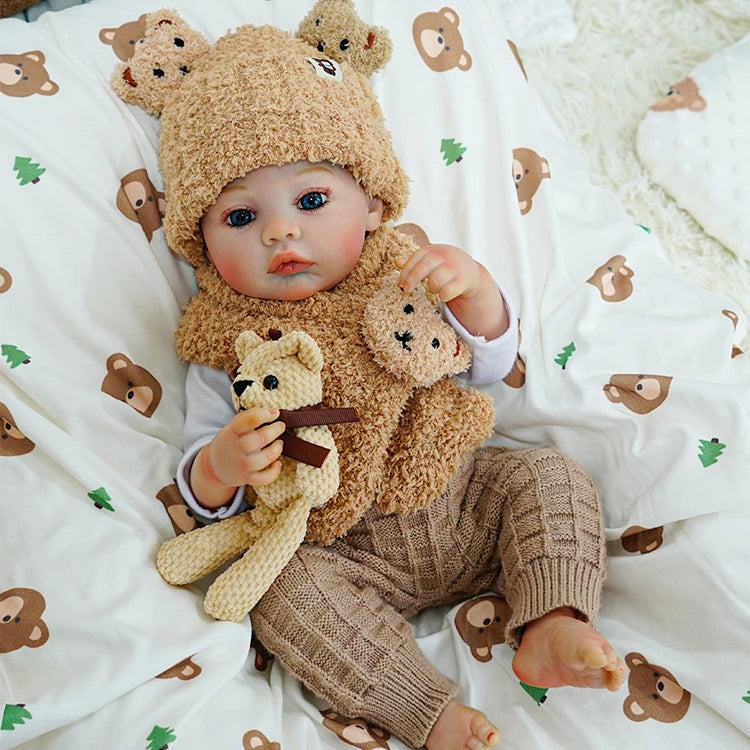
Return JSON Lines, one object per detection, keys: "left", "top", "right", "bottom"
{"left": 156, "top": 510, "right": 261, "bottom": 585}
{"left": 203, "top": 497, "right": 311, "bottom": 621}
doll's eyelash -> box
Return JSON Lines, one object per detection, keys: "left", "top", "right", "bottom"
{"left": 295, "top": 187, "right": 331, "bottom": 211}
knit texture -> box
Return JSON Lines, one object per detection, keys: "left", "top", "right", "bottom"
{"left": 175, "top": 225, "right": 496, "bottom": 544}
{"left": 157, "top": 23, "right": 409, "bottom": 267}
{"left": 251, "top": 445, "right": 606, "bottom": 747}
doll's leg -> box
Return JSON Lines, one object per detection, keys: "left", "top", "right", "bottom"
{"left": 477, "top": 446, "right": 606, "bottom": 646}
{"left": 251, "top": 541, "right": 458, "bottom": 749}
{"left": 473, "top": 446, "right": 624, "bottom": 690}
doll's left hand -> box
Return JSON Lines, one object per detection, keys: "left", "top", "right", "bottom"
{"left": 395, "top": 244, "right": 508, "bottom": 340}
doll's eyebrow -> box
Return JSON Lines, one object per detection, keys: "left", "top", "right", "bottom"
{"left": 296, "top": 165, "right": 334, "bottom": 177}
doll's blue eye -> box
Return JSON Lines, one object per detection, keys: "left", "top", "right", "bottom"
{"left": 227, "top": 209, "right": 254, "bottom": 226}
{"left": 298, "top": 192, "right": 327, "bottom": 211}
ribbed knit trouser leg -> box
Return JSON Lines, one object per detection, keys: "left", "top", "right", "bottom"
{"left": 250, "top": 445, "right": 606, "bottom": 748}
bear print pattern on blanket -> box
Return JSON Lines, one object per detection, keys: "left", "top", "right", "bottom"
{"left": 1, "top": 1, "right": 749, "bottom": 748}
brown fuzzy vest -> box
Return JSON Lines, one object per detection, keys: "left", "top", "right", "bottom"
{"left": 176, "top": 226, "right": 495, "bottom": 544}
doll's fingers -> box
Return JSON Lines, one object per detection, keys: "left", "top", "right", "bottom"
{"left": 247, "top": 459, "right": 283, "bottom": 487}
{"left": 232, "top": 408, "right": 281, "bottom": 436}
{"left": 398, "top": 250, "right": 444, "bottom": 292}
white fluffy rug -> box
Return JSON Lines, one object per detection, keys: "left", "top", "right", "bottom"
{"left": 521, "top": 0, "right": 750, "bottom": 349}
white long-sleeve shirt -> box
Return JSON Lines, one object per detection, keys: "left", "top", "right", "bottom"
{"left": 177, "top": 291, "right": 518, "bottom": 521}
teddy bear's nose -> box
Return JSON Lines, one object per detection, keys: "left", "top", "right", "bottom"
{"left": 233, "top": 380, "right": 253, "bottom": 397}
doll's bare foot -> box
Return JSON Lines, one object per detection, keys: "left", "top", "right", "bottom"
{"left": 512, "top": 607, "right": 626, "bottom": 691}
{"left": 425, "top": 699, "right": 499, "bottom": 750}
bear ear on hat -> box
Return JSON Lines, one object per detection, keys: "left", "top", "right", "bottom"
{"left": 111, "top": 9, "right": 210, "bottom": 116}
{"left": 296, "top": 0, "right": 392, "bottom": 77}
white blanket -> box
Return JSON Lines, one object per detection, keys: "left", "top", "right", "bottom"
{"left": 1, "top": 1, "right": 749, "bottom": 748}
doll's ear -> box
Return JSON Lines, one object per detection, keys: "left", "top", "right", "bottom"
{"left": 110, "top": 9, "right": 209, "bottom": 116}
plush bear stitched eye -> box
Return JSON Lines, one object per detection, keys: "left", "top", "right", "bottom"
{"left": 432, "top": 338, "right": 440, "bottom": 349}
{"left": 339, "top": 39, "right": 350, "bottom": 51}
{"left": 263, "top": 375, "right": 279, "bottom": 390}
{"left": 403, "top": 304, "right": 414, "bottom": 314}
{"left": 153, "top": 68, "right": 165, "bottom": 78}
{"left": 174, "top": 37, "right": 184, "bottom": 47}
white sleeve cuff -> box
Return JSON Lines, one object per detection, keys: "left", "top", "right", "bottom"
{"left": 441, "top": 284, "right": 519, "bottom": 386}
{"left": 175, "top": 440, "right": 248, "bottom": 522}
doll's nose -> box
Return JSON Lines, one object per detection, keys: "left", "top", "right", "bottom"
{"left": 261, "top": 215, "right": 301, "bottom": 246}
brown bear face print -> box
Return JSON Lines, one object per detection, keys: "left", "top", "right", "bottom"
{"left": 156, "top": 655, "right": 202, "bottom": 680}
{"left": 587, "top": 255, "right": 634, "bottom": 302}
{"left": 0, "top": 51, "right": 59, "bottom": 97}
{"left": 99, "top": 14, "right": 147, "bottom": 61}
{"left": 512, "top": 148, "right": 550, "bottom": 215}
{"left": 0, "top": 402, "right": 35, "bottom": 456}
{"left": 604, "top": 374, "right": 672, "bottom": 414}
{"left": 321, "top": 710, "right": 391, "bottom": 749}
{"left": 116, "top": 169, "right": 165, "bottom": 242}
{"left": 623, "top": 652, "right": 691, "bottom": 723}
{"left": 156, "top": 482, "right": 197, "bottom": 536}
{"left": 101, "top": 353, "right": 162, "bottom": 418}
{"left": 621, "top": 525, "right": 664, "bottom": 554}
{"left": 413, "top": 8, "right": 472, "bottom": 72}
{"left": 0, "top": 267, "right": 11, "bottom": 294}
{"left": 455, "top": 595, "right": 511, "bottom": 662}
{"left": 242, "top": 730, "right": 280, "bottom": 750}
{"left": 0, "top": 588, "right": 49, "bottom": 653}
{"left": 650, "top": 77, "right": 706, "bottom": 112}
{"left": 722, "top": 309, "right": 744, "bottom": 358}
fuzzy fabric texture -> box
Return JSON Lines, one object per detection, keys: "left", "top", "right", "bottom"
{"left": 155, "top": 21, "right": 408, "bottom": 267}
{"left": 297, "top": 0, "right": 393, "bottom": 77}
{"left": 520, "top": 0, "right": 750, "bottom": 350}
{"left": 175, "top": 225, "right": 496, "bottom": 544}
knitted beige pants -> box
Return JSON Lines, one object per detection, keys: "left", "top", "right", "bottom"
{"left": 251, "top": 446, "right": 606, "bottom": 748}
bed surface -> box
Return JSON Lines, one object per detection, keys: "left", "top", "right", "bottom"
{"left": 1, "top": 1, "right": 749, "bottom": 748}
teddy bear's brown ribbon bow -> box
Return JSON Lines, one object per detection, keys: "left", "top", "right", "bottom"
{"left": 277, "top": 405, "right": 359, "bottom": 467}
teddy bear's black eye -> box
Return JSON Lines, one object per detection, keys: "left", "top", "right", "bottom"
{"left": 403, "top": 304, "right": 414, "bottom": 314}
{"left": 339, "top": 39, "right": 350, "bottom": 51}
{"left": 153, "top": 68, "right": 165, "bottom": 78}
{"left": 315, "top": 18, "right": 321, "bottom": 26}
{"left": 317, "top": 41, "right": 325, "bottom": 52}
{"left": 174, "top": 37, "right": 184, "bottom": 47}
{"left": 263, "top": 375, "right": 279, "bottom": 390}
{"left": 432, "top": 338, "right": 440, "bottom": 349}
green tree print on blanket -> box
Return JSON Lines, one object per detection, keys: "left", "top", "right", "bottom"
{"left": 13, "top": 157, "right": 45, "bottom": 186}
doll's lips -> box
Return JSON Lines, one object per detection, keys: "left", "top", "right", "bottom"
{"left": 268, "top": 253, "right": 312, "bottom": 275}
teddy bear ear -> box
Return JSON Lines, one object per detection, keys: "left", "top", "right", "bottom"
{"left": 110, "top": 8, "right": 209, "bottom": 117}
{"left": 235, "top": 330, "right": 265, "bottom": 363}
{"left": 296, "top": 0, "right": 392, "bottom": 77}
{"left": 289, "top": 332, "right": 324, "bottom": 374}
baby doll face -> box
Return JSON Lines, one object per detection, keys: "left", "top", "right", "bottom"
{"left": 200, "top": 161, "right": 384, "bottom": 300}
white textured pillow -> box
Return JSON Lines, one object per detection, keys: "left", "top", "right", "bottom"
{"left": 636, "top": 34, "right": 750, "bottom": 261}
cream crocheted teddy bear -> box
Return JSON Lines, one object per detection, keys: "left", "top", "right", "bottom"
{"left": 156, "top": 329, "right": 353, "bottom": 621}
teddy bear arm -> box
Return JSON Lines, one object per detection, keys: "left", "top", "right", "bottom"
{"left": 377, "top": 379, "right": 495, "bottom": 514}
{"left": 295, "top": 425, "right": 339, "bottom": 507}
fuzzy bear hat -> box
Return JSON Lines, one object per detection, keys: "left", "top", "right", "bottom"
{"left": 114, "top": 9, "right": 409, "bottom": 268}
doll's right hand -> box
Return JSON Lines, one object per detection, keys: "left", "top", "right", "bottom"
{"left": 191, "top": 408, "right": 286, "bottom": 509}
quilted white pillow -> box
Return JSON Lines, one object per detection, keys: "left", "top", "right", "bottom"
{"left": 636, "top": 34, "right": 750, "bottom": 261}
